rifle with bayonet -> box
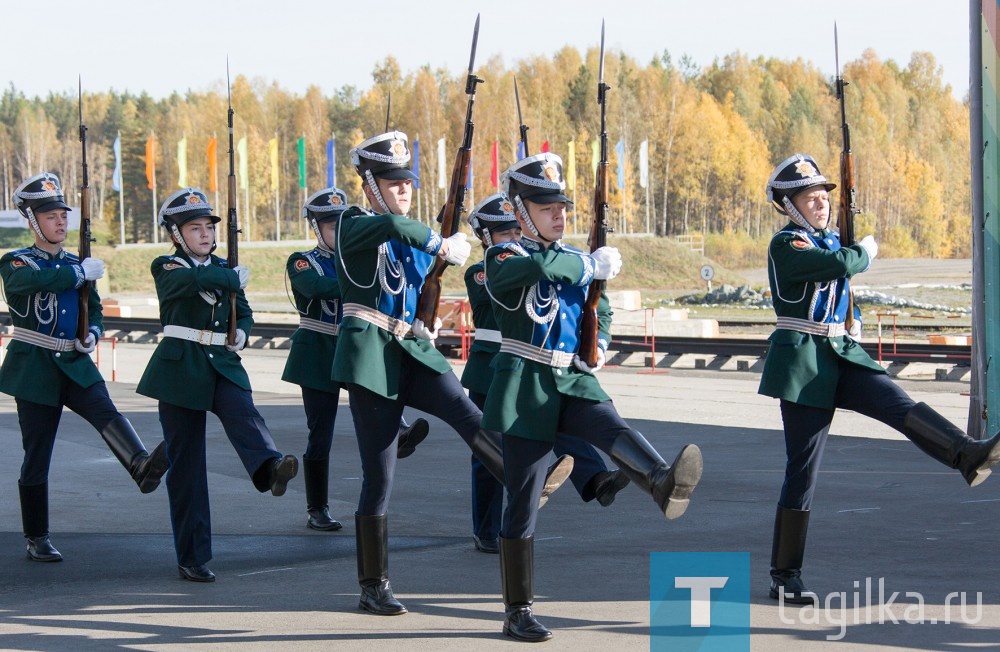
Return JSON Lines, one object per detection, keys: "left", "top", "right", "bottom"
{"left": 77, "top": 78, "right": 93, "bottom": 344}
{"left": 578, "top": 21, "right": 612, "bottom": 367}
{"left": 514, "top": 76, "right": 529, "bottom": 156}
{"left": 416, "top": 14, "right": 483, "bottom": 326}
{"left": 226, "top": 62, "right": 240, "bottom": 346}
{"left": 835, "top": 23, "right": 861, "bottom": 333}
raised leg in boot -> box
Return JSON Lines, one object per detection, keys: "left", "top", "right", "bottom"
{"left": 903, "top": 402, "right": 1000, "bottom": 487}
{"left": 609, "top": 431, "right": 702, "bottom": 519}
{"left": 500, "top": 536, "right": 552, "bottom": 642}
{"left": 100, "top": 415, "right": 169, "bottom": 494}
{"left": 769, "top": 506, "right": 817, "bottom": 605}
{"left": 303, "top": 458, "right": 342, "bottom": 531}
{"left": 470, "top": 429, "right": 572, "bottom": 509}
{"left": 396, "top": 417, "right": 429, "bottom": 459}
{"left": 356, "top": 514, "right": 407, "bottom": 615}
{"left": 19, "top": 482, "right": 62, "bottom": 562}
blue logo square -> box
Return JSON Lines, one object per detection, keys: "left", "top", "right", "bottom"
{"left": 650, "top": 552, "right": 750, "bottom": 651}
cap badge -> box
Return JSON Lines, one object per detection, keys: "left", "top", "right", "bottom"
{"left": 794, "top": 160, "right": 819, "bottom": 179}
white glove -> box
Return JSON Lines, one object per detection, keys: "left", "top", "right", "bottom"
{"left": 225, "top": 328, "right": 247, "bottom": 351}
{"left": 233, "top": 265, "right": 250, "bottom": 289}
{"left": 847, "top": 318, "right": 862, "bottom": 341}
{"left": 572, "top": 348, "right": 606, "bottom": 374}
{"left": 590, "top": 246, "right": 622, "bottom": 281}
{"left": 440, "top": 232, "right": 471, "bottom": 267}
{"left": 411, "top": 317, "right": 442, "bottom": 341}
{"left": 74, "top": 332, "right": 96, "bottom": 353}
{"left": 80, "top": 258, "right": 105, "bottom": 281}
{"left": 858, "top": 235, "right": 878, "bottom": 262}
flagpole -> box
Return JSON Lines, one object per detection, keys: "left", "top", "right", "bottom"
{"left": 274, "top": 132, "right": 280, "bottom": 242}
{"left": 151, "top": 132, "right": 158, "bottom": 244}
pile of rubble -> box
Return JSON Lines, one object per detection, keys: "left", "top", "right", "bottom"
{"left": 673, "top": 284, "right": 970, "bottom": 314}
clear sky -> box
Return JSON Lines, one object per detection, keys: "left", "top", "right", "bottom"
{"left": 4, "top": 0, "right": 971, "bottom": 99}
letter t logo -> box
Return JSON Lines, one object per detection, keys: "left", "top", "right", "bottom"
{"left": 675, "top": 576, "right": 729, "bottom": 627}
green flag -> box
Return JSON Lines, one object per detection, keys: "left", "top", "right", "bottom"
{"left": 297, "top": 136, "right": 306, "bottom": 189}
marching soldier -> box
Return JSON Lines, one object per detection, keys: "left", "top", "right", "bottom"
{"left": 759, "top": 154, "right": 1000, "bottom": 604}
{"left": 333, "top": 131, "right": 572, "bottom": 616}
{"left": 483, "top": 153, "right": 704, "bottom": 642}
{"left": 281, "top": 187, "right": 429, "bottom": 532}
{"left": 1, "top": 172, "right": 168, "bottom": 563}
{"left": 137, "top": 188, "right": 298, "bottom": 583}
{"left": 462, "top": 194, "right": 629, "bottom": 554}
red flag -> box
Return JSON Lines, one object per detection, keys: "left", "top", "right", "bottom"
{"left": 490, "top": 139, "right": 499, "bottom": 188}
{"left": 207, "top": 137, "right": 218, "bottom": 193}
{"left": 145, "top": 134, "right": 156, "bottom": 190}
{"left": 541, "top": 140, "right": 550, "bottom": 153}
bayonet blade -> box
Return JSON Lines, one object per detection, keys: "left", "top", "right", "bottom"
{"left": 514, "top": 76, "right": 524, "bottom": 128}
{"left": 834, "top": 22, "right": 841, "bottom": 78}
{"left": 468, "top": 14, "right": 480, "bottom": 74}
{"left": 598, "top": 19, "right": 606, "bottom": 86}
{"left": 386, "top": 92, "right": 391, "bottom": 132}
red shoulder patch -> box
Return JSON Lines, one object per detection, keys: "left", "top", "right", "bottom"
{"left": 790, "top": 239, "right": 813, "bottom": 250}
{"left": 474, "top": 270, "right": 486, "bottom": 285}
{"left": 496, "top": 252, "right": 514, "bottom": 262}
{"left": 294, "top": 259, "right": 310, "bottom": 271}
{"left": 11, "top": 260, "right": 25, "bottom": 268}
{"left": 162, "top": 262, "right": 183, "bottom": 271}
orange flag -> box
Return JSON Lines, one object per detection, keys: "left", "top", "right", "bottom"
{"left": 145, "top": 134, "right": 157, "bottom": 190}
{"left": 207, "top": 137, "right": 218, "bottom": 193}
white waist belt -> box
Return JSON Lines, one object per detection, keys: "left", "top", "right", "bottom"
{"left": 11, "top": 327, "right": 76, "bottom": 352}
{"left": 298, "top": 317, "right": 339, "bottom": 336}
{"left": 775, "top": 316, "right": 846, "bottom": 338}
{"left": 474, "top": 328, "right": 501, "bottom": 343}
{"left": 163, "top": 325, "right": 227, "bottom": 346}
{"left": 500, "top": 338, "right": 575, "bottom": 368}
{"left": 342, "top": 303, "right": 412, "bottom": 339}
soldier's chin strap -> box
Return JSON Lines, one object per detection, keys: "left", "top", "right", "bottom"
{"left": 513, "top": 195, "right": 555, "bottom": 244}
{"left": 363, "top": 170, "right": 390, "bottom": 214}
{"left": 168, "top": 223, "right": 218, "bottom": 259}
{"left": 311, "top": 218, "right": 334, "bottom": 253}
{"left": 779, "top": 197, "right": 817, "bottom": 235}
{"left": 23, "top": 207, "right": 53, "bottom": 244}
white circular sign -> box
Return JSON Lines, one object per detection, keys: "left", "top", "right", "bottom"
{"left": 700, "top": 264, "right": 715, "bottom": 281}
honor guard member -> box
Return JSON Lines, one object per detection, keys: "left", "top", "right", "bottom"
{"left": 483, "top": 154, "right": 704, "bottom": 642}
{"left": 282, "top": 187, "right": 429, "bottom": 532}
{"left": 462, "top": 194, "right": 629, "bottom": 554}
{"left": 1, "top": 172, "right": 168, "bottom": 563}
{"left": 333, "top": 132, "right": 572, "bottom": 616}
{"left": 759, "top": 154, "right": 1000, "bottom": 605}
{"left": 137, "top": 188, "right": 298, "bottom": 583}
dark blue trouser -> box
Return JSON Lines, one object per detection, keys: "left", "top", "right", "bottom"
{"left": 301, "top": 385, "right": 340, "bottom": 462}
{"left": 502, "top": 397, "right": 631, "bottom": 539}
{"left": 17, "top": 379, "right": 121, "bottom": 486}
{"left": 778, "top": 361, "right": 915, "bottom": 511}
{"left": 347, "top": 354, "right": 482, "bottom": 516}
{"left": 159, "top": 376, "right": 282, "bottom": 567}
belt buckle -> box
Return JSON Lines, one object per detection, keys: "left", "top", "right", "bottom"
{"left": 827, "top": 323, "right": 838, "bottom": 337}
{"left": 197, "top": 330, "right": 214, "bottom": 346}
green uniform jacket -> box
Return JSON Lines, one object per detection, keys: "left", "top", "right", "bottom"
{"left": 757, "top": 222, "right": 884, "bottom": 410}
{"left": 136, "top": 250, "right": 253, "bottom": 411}
{"left": 481, "top": 240, "right": 612, "bottom": 442}
{"left": 460, "top": 260, "right": 499, "bottom": 396}
{"left": 331, "top": 206, "right": 450, "bottom": 399}
{"left": 0, "top": 247, "right": 103, "bottom": 405}
{"left": 281, "top": 249, "right": 341, "bottom": 393}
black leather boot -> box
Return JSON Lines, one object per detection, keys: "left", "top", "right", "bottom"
{"left": 769, "top": 506, "right": 817, "bottom": 605}
{"left": 469, "top": 429, "right": 573, "bottom": 509}
{"left": 100, "top": 416, "right": 169, "bottom": 494}
{"left": 610, "top": 432, "right": 702, "bottom": 519}
{"left": 356, "top": 514, "right": 407, "bottom": 615}
{"left": 500, "top": 536, "right": 552, "bottom": 642}
{"left": 584, "top": 469, "right": 631, "bottom": 507}
{"left": 263, "top": 455, "right": 298, "bottom": 496}
{"left": 303, "top": 458, "right": 342, "bottom": 531}
{"left": 396, "top": 417, "right": 429, "bottom": 459}
{"left": 19, "top": 482, "right": 62, "bottom": 562}
{"left": 903, "top": 402, "right": 1000, "bottom": 487}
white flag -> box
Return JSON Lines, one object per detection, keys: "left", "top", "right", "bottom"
{"left": 111, "top": 132, "right": 122, "bottom": 192}
{"left": 639, "top": 139, "right": 649, "bottom": 189}
{"left": 437, "top": 137, "right": 447, "bottom": 189}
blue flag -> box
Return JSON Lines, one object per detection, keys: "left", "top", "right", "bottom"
{"left": 326, "top": 138, "right": 336, "bottom": 187}
{"left": 466, "top": 154, "right": 473, "bottom": 189}
{"left": 411, "top": 139, "right": 421, "bottom": 189}
{"left": 111, "top": 132, "right": 122, "bottom": 192}
{"left": 615, "top": 139, "right": 625, "bottom": 190}
{"left": 516, "top": 141, "right": 526, "bottom": 161}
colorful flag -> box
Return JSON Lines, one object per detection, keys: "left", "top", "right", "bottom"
{"left": 591, "top": 139, "right": 599, "bottom": 177}
{"left": 490, "top": 139, "right": 499, "bottom": 188}
{"left": 639, "top": 139, "right": 649, "bottom": 189}
{"left": 326, "top": 137, "right": 336, "bottom": 187}
{"left": 437, "top": 137, "right": 446, "bottom": 189}
{"left": 145, "top": 133, "right": 156, "bottom": 190}
{"left": 566, "top": 140, "right": 576, "bottom": 191}
{"left": 237, "top": 136, "right": 248, "bottom": 191}
{"left": 541, "top": 140, "right": 550, "bottom": 153}
{"left": 411, "top": 139, "right": 420, "bottom": 189}
{"left": 269, "top": 137, "right": 279, "bottom": 190}
{"left": 111, "top": 132, "right": 122, "bottom": 192}
{"left": 177, "top": 135, "right": 188, "bottom": 188}
{"left": 207, "top": 137, "right": 218, "bottom": 193}
{"left": 297, "top": 136, "right": 307, "bottom": 189}
{"left": 615, "top": 140, "right": 625, "bottom": 190}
